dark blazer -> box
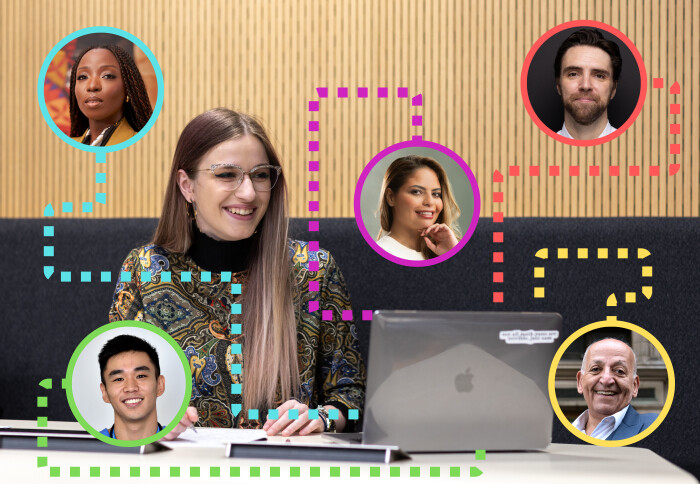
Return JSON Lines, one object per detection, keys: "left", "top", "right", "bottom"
{"left": 607, "top": 405, "right": 659, "bottom": 440}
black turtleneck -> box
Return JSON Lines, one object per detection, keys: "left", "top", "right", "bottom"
{"left": 186, "top": 223, "right": 254, "bottom": 273}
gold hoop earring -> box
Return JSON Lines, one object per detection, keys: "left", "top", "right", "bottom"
{"left": 125, "top": 95, "right": 130, "bottom": 103}
{"left": 186, "top": 201, "right": 196, "bottom": 219}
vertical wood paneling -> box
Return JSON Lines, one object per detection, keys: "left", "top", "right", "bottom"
{"left": 0, "top": 0, "right": 697, "bottom": 219}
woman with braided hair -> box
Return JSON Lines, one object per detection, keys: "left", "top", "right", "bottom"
{"left": 69, "top": 44, "right": 152, "bottom": 146}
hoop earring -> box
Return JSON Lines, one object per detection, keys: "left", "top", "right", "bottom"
{"left": 186, "top": 201, "right": 197, "bottom": 219}
{"left": 125, "top": 95, "right": 130, "bottom": 103}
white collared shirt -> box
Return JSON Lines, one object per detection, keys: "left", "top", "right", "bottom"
{"left": 572, "top": 404, "right": 630, "bottom": 440}
{"left": 376, "top": 235, "right": 425, "bottom": 260}
{"left": 557, "top": 121, "right": 616, "bottom": 139}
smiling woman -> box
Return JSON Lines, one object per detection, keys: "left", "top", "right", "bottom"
{"left": 69, "top": 44, "right": 152, "bottom": 146}
{"left": 109, "top": 109, "right": 365, "bottom": 440}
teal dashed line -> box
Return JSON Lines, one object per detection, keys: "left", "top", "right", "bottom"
{"left": 231, "top": 324, "right": 242, "bottom": 334}
{"left": 268, "top": 409, "right": 279, "bottom": 420}
{"left": 232, "top": 344, "right": 241, "bottom": 354}
{"left": 62, "top": 202, "right": 73, "bottom": 213}
{"left": 44, "top": 226, "right": 54, "bottom": 236}
{"left": 231, "top": 283, "right": 242, "bottom": 294}
{"left": 43, "top": 204, "right": 55, "bottom": 217}
{"left": 141, "top": 271, "right": 151, "bottom": 282}
{"left": 44, "top": 246, "right": 54, "bottom": 257}
{"left": 96, "top": 152, "right": 107, "bottom": 164}
{"left": 96, "top": 193, "right": 106, "bottom": 204}
{"left": 181, "top": 271, "right": 192, "bottom": 282}
{"left": 96, "top": 173, "right": 106, "bottom": 183}
{"left": 100, "top": 272, "right": 111, "bottom": 282}
{"left": 231, "top": 364, "right": 242, "bottom": 374}
{"left": 202, "top": 271, "right": 211, "bottom": 282}
{"left": 248, "top": 409, "right": 259, "bottom": 419}
{"left": 231, "top": 384, "right": 242, "bottom": 394}
{"left": 121, "top": 271, "right": 131, "bottom": 282}
{"left": 81, "top": 272, "right": 91, "bottom": 282}
{"left": 231, "top": 303, "right": 242, "bottom": 315}
{"left": 60, "top": 272, "right": 71, "bottom": 282}
{"left": 308, "top": 409, "right": 319, "bottom": 420}
{"left": 230, "top": 467, "right": 240, "bottom": 477}
{"left": 161, "top": 271, "right": 171, "bottom": 282}
{"left": 328, "top": 409, "right": 339, "bottom": 420}
{"left": 349, "top": 409, "right": 359, "bottom": 420}
{"left": 82, "top": 202, "right": 93, "bottom": 213}
{"left": 288, "top": 409, "right": 299, "bottom": 420}
{"left": 221, "top": 272, "right": 232, "bottom": 282}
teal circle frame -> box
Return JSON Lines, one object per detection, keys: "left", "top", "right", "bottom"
{"left": 65, "top": 320, "right": 191, "bottom": 447}
{"left": 37, "top": 26, "right": 164, "bottom": 153}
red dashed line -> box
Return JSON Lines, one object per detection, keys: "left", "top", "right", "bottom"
{"left": 492, "top": 170, "right": 504, "bottom": 303}
{"left": 654, "top": 78, "right": 681, "bottom": 170}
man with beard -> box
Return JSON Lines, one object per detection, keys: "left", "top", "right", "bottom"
{"left": 573, "top": 339, "right": 658, "bottom": 440}
{"left": 554, "top": 29, "right": 622, "bottom": 140}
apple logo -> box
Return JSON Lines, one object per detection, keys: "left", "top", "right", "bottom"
{"left": 454, "top": 368, "right": 474, "bottom": 393}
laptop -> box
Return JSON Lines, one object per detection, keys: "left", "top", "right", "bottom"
{"left": 361, "top": 311, "right": 562, "bottom": 452}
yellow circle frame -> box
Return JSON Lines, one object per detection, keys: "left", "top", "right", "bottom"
{"left": 548, "top": 316, "right": 675, "bottom": 447}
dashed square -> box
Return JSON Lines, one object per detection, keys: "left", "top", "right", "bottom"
{"left": 231, "top": 364, "right": 242, "bottom": 374}
{"left": 589, "top": 165, "right": 600, "bottom": 176}
{"left": 508, "top": 165, "right": 520, "bottom": 176}
{"left": 308, "top": 101, "right": 319, "bottom": 111}
{"left": 670, "top": 144, "right": 681, "bottom": 154}
{"left": 493, "top": 272, "right": 504, "bottom": 283}
{"left": 493, "top": 252, "right": 503, "bottom": 263}
{"left": 549, "top": 166, "right": 560, "bottom": 176}
{"left": 90, "top": 467, "right": 100, "bottom": 477}
{"left": 82, "top": 202, "right": 94, "bottom": 213}
{"left": 290, "top": 467, "right": 301, "bottom": 477}
{"left": 329, "top": 408, "right": 339, "bottom": 420}
{"left": 181, "top": 271, "right": 192, "bottom": 282}
{"left": 221, "top": 272, "right": 232, "bottom": 282}
{"left": 569, "top": 166, "right": 580, "bottom": 176}
{"left": 370, "top": 467, "right": 381, "bottom": 477}
{"left": 141, "top": 271, "right": 151, "bottom": 283}
{"left": 231, "top": 384, "right": 242, "bottom": 394}
{"left": 230, "top": 467, "right": 241, "bottom": 477}
{"left": 60, "top": 272, "right": 71, "bottom": 282}
{"left": 130, "top": 467, "right": 140, "bottom": 477}
{"left": 349, "top": 408, "right": 359, "bottom": 420}
{"left": 342, "top": 309, "right": 353, "bottom": 320}
{"left": 337, "top": 87, "right": 348, "bottom": 98}
{"left": 289, "top": 409, "right": 299, "bottom": 419}
{"left": 650, "top": 166, "right": 660, "bottom": 176}
{"left": 534, "top": 267, "right": 544, "bottom": 278}
{"left": 96, "top": 193, "right": 106, "bottom": 204}
{"left": 362, "top": 310, "right": 373, "bottom": 320}
{"left": 598, "top": 248, "right": 609, "bottom": 259}
{"left": 43, "top": 246, "right": 54, "bottom": 257}
{"left": 100, "top": 271, "right": 111, "bottom": 282}
{"left": 309, "top": 261, "right": 320, "bottom": 271}
{"left": 609, "top": 166, "right": 620, "bottom": 176}
{"left": 309, "top": 180, "right": 319, "bottom": 191}
{"left": 308, "top": 120, "right": 319, "bottom": 131}
{"left": 37, "top": 436, "right": 48, "bottom": 447}
{"left": 270, "top": 467, "right": 280, "bottom": 478}
{"left": 308, "top": 141, "right": 319, "bottom": 152}
{"left": 652, "top": 78, "right": 664, "bottom": 88}
{"left": 170, "top": 467, "right": 180, "bottom": 478}
{"left": 268, "top": 409, "right": 279, "bottom": 420}
{"left": 618, "top": 248, "right": 629, "bottom": 259}
{"left": 534, "top": 287, "right": 545, "bottom": 298}
{"left": 670, "top": 104, "right": 680, "bottom": 114}
{"left": 642, "top": 266, "right": 653, "bottom": 277}
{"left": 201, "top": 271, "right": 211, "bottom": 282}
{"left": 110, "top": 467, "right": 120, "bottom": 477}
{"left": 625, "top": 292, "right": 636, "bottom": 303}
{"left": 62, "top": 202, "right": 73, "bottom": 213}
{"left": 410, "top": 467, "right": 420, "bottom": 477}
{"left": 412, "top": 115, "right": 422, "bottom": 126}
{"left": 557, "top": 248, "right": 568, "bottom": 259}
{"left": 309, "top": 201, "right": 319, "bottom": 211}
{"left": 309, "top": 301, "right": 320, "bottom": 312}
{"left": 161, "top": 271, "right": 171, "bottom": 282}
{"left": 377, "top": 87, "right": 388, "bottom": 97}
{"left": 210, "top": 467, "right": 221, "bottom": 478}
{"left": 493, "top": 192, "right": 504, "bottom": 203}
{"left": 309, "top": 281, "right": 320, "bottom": 292}
{"left": 670, "top": 124, "right": 681, "bottom": 134}
{"left": 80, "top": 272, "right": 91, "bottom": 282}
{"left": 316, "top": 87, "right": 328, "bottom": 97}
{"left": 398, "top": 87, "right": 408, "bottom": 97}
{"left": 330, "top": 467, "right": 341, "bottom": 477}
{"left": 96, "top": 173, "right": 107, "bottom": 183}
{"left": 430, "top": 467, "right": 440, "bottom": 477}
{"left": 232, "top": 283, "right": 242, "bottom": 294}
{"left": 37, "top": 416, "right": 48, "bottom": 427}
{"left": 493, "top": 212, "right": 503, "bottom": 223}
{"left": 629, "top": 166, "right": 640, "bottom": 176}
{"left": 529, "top": 166, "right": 540, "bottom": 176}
{"left": 578, "top": 248, "right": 589, "bottom": 259}
{"left": 309, "top": 241, "right": 320, "bottom": 251}
{"left": 475, "top": 449, "right": 486, "bottom": 460}
{"left": 309, "top": 220, "right": 319, "bottom": 231}
{"left": 43, "top": 226, "right": 54, "bottom": 236}
{"left": 231, "top": 344, "right": 242, "bottom": 354}
{"left": 231, "top": 324, "right": 242, "bottom": 334}
{"left": 493, "top": 232, "right": 503, "bottom": 243}
{"left": 49, "top": 467, "right": 60, "bottom": 477}
{"left": 322, "top": 309, "right": 333, "bottom": 320}
{"left": 493, "top": 292, "right": 503, "bottom": 303}
{"left": 357, "top": 87, "right": 368, "bottom": 98}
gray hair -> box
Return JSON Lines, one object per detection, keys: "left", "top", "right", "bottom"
{"left": 580, "top": 338, "right": 637, "bottom": 377}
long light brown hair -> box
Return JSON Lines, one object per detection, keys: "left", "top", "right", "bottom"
{"left": 153, "top": 108, "right": 299, "bottom": 411}
{"left": 377, "top": 155, "right": 461, "bottom": 259}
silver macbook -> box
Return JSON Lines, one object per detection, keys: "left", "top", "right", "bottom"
{"left": 362, "top": 311, "right": 562, "bottom": 452}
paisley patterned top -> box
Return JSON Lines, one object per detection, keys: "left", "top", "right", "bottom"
{"left": 108, "top": 240, "right": 365, "bottom": 430}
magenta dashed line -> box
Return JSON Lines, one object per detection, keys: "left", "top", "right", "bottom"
{"left": 306, "top": 87, "right": 424, "bottom": 324}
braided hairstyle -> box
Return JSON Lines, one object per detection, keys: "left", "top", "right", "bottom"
{"left": 69, "top": 44, "right": 153, "bottom": 138}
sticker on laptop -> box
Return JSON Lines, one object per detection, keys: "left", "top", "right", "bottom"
{"left": 499, "top": 330, "right": 560, "bottom": 344}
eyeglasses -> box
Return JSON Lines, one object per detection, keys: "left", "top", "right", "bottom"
{"left": 191, "top": 164, "right": 282, "bottom": 192}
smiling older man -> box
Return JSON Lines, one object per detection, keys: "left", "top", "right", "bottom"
{"left": 573, "top": 338, "right": 658, "bottom": 440}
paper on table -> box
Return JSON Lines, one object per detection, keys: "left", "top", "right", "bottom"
{"left": 161, "top": 428, "right": 267, "bottom": 448}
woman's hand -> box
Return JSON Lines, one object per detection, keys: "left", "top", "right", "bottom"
{"left": 263, "top": 400, "right": 346, "bottom": 436}
{"left": 422, "top": 224, "right": 459, "bottom": 255}
{"left": 161, "top": 406, "right": 198, "bottom": 441}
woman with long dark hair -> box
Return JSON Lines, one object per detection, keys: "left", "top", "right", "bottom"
{"left": 69, "top": 44, "right": 152, "bottom": 146}
{"left": 109, "top": 109, "right": 364, "bottom": 438}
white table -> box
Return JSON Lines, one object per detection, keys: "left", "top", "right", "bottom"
{"left": 1, "top": 420, "right": 696, "bottom": 483}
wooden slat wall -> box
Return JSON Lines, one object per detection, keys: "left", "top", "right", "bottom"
{"left": 1, "top": 0, "right": 697, "bottom": 219}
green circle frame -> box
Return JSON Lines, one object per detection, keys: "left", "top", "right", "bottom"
{"left": 548, "top": 316, "right": 675, "bottom": 447}
{"left": 65, "top": 320, "right": 191, "bottom": 447}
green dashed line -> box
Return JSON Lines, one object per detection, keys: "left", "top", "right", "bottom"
{"left": 310, "top": 466, "right": 320, "bottom": 477}
{"left": 390, "top": 466, "right": 400, "bottom": 477}
{"left": 230, "top": 467, "right": 240, "bottom": 477}
{"left": 270, "top": 466, "right": 280, "bottom": 477}
{"left": 169, "top": 466, "right": 180, "bottom": 477}
{"left": 130, "top": 467, "right": 140, "bottom": 477}
{"left": 250, "top": 466, "right": 260, "bottom": 477}
{"left": 475, "top": 449, "right": 486, "bottom": 460}
{"left": 290, "top": 467, "right": 301, "bottom": 477}
{"left": 370, "top": 467, "right": 381, "bottom": 477}
{"left": 90, "top": 467, "right": 100, "bottom": 477}
{"left": 330, "top": 466, "right": 340, "bottom": 477}
{"left": 150, "top": 467, "right": 160, "bottom": 477}
{"left": 210, "top": 466, "right": 220, "bottom": 477}
{"left": 410, "top": 466, "right": 420, "bottom": 477}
